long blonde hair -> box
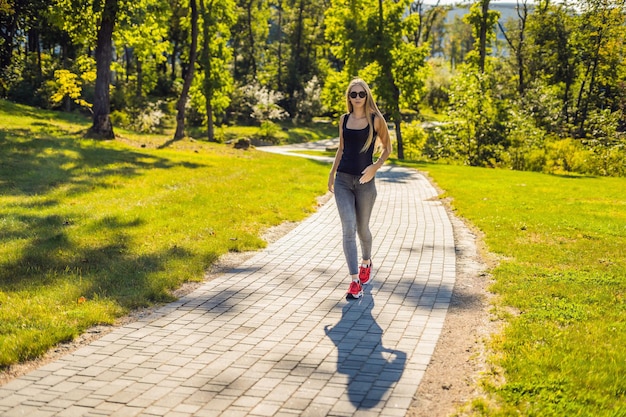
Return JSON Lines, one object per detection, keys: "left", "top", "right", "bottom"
{"left": 345, "top": 78, "right": 384, "bottom": 153}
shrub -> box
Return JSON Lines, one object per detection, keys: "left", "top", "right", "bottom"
{"left": 401, "top": 121, "right": 428, "bottom": 161}
{"left": 254, "top": 120, "right": 281, "bottom": 144}
{"left": 544, "top": 138, "right": 592, "bottom": 175}
{"left": 110, "top": 110, "right": 131, "bottom": 129}
{"left": 506, "top": 107, "right": 547, "bottom": 171}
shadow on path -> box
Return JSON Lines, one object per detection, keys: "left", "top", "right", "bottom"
{"left": 324, "top": 290, "right": 407, "bottom": 409}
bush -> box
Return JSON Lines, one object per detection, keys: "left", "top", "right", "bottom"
{"left": 422, "top": 124, "right": 458, "bottom": 162}
{"left": 587, "top": 146, "right": 626, "bottom": 177}
{"left": 544, "top": 138, "right": 592, "bottom": 175}
{"left": 401, "top": 121, "right": 428, "bottom": 161}
{"left": 254, "top": 120, "right": 281, "bottom": 144}
{"left": 110, "top": 110, "right": 131, "bottom": 129}
{"left": 506, "top": 107, "right": 547, "bottom": 171}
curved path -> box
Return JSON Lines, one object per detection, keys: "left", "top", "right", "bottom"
{"left": 0, "top": 141, "right": 456, "bottom": 416}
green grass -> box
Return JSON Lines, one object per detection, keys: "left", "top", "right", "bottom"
{"left": 399, "top": 161, "right": 626, "bottom": 416}
{"left": 0, "top": 99, "right": 330, "bottom": 367}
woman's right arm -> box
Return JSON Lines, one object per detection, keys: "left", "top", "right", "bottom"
{"left": 328, "top": 115, "right": 345, "bottom": 193}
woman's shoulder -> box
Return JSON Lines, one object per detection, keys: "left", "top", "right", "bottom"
{"left": 372, "top": 112, "right": 385, "bottom": 127}
{"left": 340, "top": 113, "right": 350, "bottom": 127}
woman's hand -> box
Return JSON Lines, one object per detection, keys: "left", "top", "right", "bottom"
{"left": 328, "top": 174, "right": 335, "bottom": 193}
{"left": 359, "top": 164, "right": 378, "bottom": 184}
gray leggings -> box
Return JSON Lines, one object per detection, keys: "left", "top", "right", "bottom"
{"left": 334, "top": 172, "right": 377, "bottom": 276}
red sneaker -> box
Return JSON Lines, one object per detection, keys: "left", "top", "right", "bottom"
{"left": 358, "top": 262, "right": 372, "bottom": 285}
{"left": 346, "top": 280, "right": 363, "bottom": 300}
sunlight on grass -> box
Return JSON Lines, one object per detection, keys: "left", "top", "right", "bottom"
{"left": 400, "top": 161, "right": 626, "bottom": 416}
{"left": 0, "top": 99, "right": 330, "bottom": 367}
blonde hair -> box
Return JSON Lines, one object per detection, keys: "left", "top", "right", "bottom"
{"left": 345, "top": 78, "right": 385, "bottom": 153}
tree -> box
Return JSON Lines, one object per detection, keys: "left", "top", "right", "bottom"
{"left": 324, "top": 0, "right": 429, "bottom": 159}
{"left": 198, "top": 0, "right": 235, "bottom": 141}
{"left": 88, "top": 0, "right": 119, "bottom": 139}
{"left": 463, "top": 0, "right": 500, "bottom": 73}
{"left": 525, "top": 0, "right": 577, "bottom": 127}
{"left": 573, "top": 0, "right": 626, "bottom": 134}
{"left": 231, "top": 0, "right": 270, "bottom": 83}
{"left": 441, "top": 14, "right": 472, "bottom": 70}
{"left": 498, "top": 0, "right": 531, "bottom": 94}
{"left": 282, "top": 0, "right": 326, "bottom": 116}
{"left": 447, "top": 62, "right": 508, "bottom": 166}
{"left": 174, "top": 0, "right": 198, "bottom": 140}
{"left": 407, "top": 0, "right": 449, "bottom": 50}
{"left": 116, "top": 0, "right": 170, "bottom": 100}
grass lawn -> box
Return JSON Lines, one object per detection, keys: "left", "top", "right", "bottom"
{"left": 2, "top": 99, "right": 626, "bottom": 416}
{"left": 0, "top": 99, "right": 330, "bottom": 367}
{"left": 400, "top": 161, "right": 626, "bottom": 416}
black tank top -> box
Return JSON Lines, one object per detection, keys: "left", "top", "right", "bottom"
{"left": 337, "top": 114, "right": 377, "bottom": 176}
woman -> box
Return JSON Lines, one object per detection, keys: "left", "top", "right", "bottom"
{"left": 328, "top": 78, "right": 392, "bottom": 300}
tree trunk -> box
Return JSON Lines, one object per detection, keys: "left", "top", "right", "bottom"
{"left": 207, "top": 103, "right": 214, "bottom": 142}
{"left": 276, "top": 0, "right": 283, "bottom": 90}
{"left": 199, "top": 0, "right": 214, "bottom": 141}
{"left": 174, "top": 0, "right": 199, "bottom": 140}
{"left": 0, "top": 12, "right": 15, "bottom": 71}
{"left": 89, "top": 0, "right": 119, "bottom": 139}
{"left": 171, "top": 40, "right": 178, "bottom": 81}
{"left": 377, "top": 0, "right": 404, "bottom": 160}
{"left": 478, "top": 0, "right": 490, "bottom": 73}
{"left": 516, "top": 1, "right": 528, "bottom": 94}
{"left": 245, "top": 0, "right": 257, "bottom": 78}
{"left": 286, "top": 0, "right": 305, "bottom": 115}
{"left": 136, "top": 58, "right": 143, "bottom": 99}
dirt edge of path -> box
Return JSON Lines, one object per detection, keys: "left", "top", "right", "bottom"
{"left": 406, "top": 178, "right": 500, "bottom": 416}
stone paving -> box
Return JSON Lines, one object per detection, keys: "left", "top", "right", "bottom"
{"left": 0, "top": 141, "right": 456, "bottom": 416}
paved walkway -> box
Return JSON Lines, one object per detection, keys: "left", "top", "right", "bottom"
{"left": 0, "top": 141, "right": 456, "bottom": 416}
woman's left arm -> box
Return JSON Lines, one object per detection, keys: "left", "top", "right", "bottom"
{"left": 359, "top": 115, "right": 392, "bottom": 183}
{"left": 373, "top": 115, "right": 392, "bottom": 168}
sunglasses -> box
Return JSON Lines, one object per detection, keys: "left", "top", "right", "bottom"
{"left": 349, "top": 91, "right": 367, "bottom": 99}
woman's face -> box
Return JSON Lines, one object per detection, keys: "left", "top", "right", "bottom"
{"left": 348, "top": 86, "right": 367, "bottom": 109}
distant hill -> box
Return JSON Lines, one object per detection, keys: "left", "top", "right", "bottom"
{"left": 443, "top": 2, "right": 524, "bottom": 24}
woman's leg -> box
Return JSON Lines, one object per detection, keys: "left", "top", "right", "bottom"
{"left": 334, "top": 173, "right": 359, "bottom": 276}
{"left": 355, "top": 178, "right": 377, "bottom": 263}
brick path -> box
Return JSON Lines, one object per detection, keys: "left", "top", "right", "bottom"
{"left": 0, "top": 142, "right": 456, "bottom": 416}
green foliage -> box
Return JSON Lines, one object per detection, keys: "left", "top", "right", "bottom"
{"left": 400, "top": 120, "right": 428, "bottom": 161}
{"left": 446, "top": 62, "right": 509, "bottom": 166}
{"left": 423, "top": 58, "right": 451, "bottom": 113}
{"left": 195, "top": 0, "right": 236, "bottom": 140}
{"left": 255, "top": 120, "right": 281, "bottom": 144}
{"left": 231, "top": 0, "right": 270, "bottom": 83}
{"left": 580, "top": 108, "right": 626, "bottom": 177}
{"left": 504, "top": 106, "right": 548, "bottom": 171}
{"left": 544, "top": 138, "right": 591, "bottom": 174}
{"left": 0, "top": 99, "right": 329, "bottom": 367}
{"left": 2, "top": 0, "right": 625, "bottom": 176}
{"left": 5, "top": 53, "right": 53, "bottom": 107}
{"left": 320, "top": 67, "right": 352, "bottom": 117}
{"left": 48, "top": 70, "right": 93, "bottom": 111}
{"left": 517, "top": 78, "right": 565, "bottom": 134}
{"left": 463, "top": 0, "right": 501, "bottom": 57}
{"left": 392, "top": 42, "right": 429, "bottom": 111}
